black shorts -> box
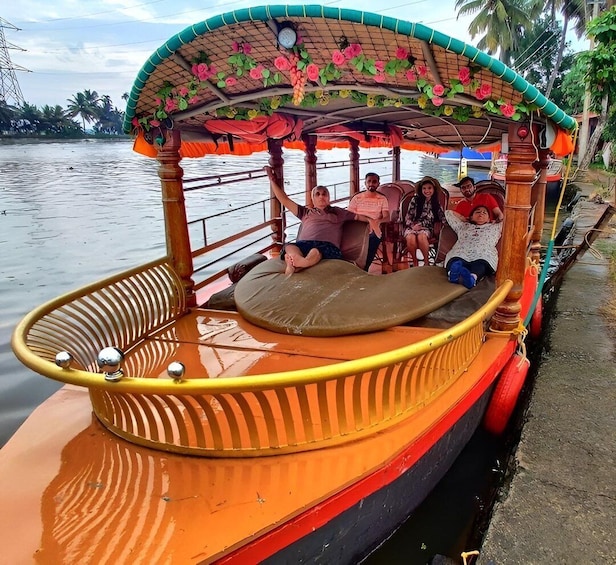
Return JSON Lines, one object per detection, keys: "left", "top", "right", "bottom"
{"left": 281, "top": 240, "right": 343, "bottom": 260}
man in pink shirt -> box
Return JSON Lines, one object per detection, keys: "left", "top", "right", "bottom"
{"left": 454, "top": 176, "right": 503, "bottom": 222}
{"left": 348, "top": 172, "right": 390, "bottom": 270}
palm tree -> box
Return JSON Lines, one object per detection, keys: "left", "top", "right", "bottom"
{"left": 66, "top": 89, "right": 101, "bottom": 132}
{"left": 455, "top": 0, "right": 541, "bottom": 64}
{"left": 543, "top": 0, "right": 585, "bottom": 98}
{"left": 16, "top": 103, "right": 42, "bottom": 133}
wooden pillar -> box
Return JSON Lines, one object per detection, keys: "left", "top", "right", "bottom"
{"left": 392, "top": 146, "right": 401, "bottom": 181}
{"left": 490, "top": 123, "right": 537, "bottom": 332}
{"left": 530, "top": 149, "right": 549, "bottom": 263}
{"left": 267, "top": 138, "right": 284, "bottom": 247}
{"left": 349, "top": 138, "right": 360, "bottom": 197}
{"left": 303, "top": 133, "right": 317, "bottom": 206}
{"left": 157, "top": 129, "right": 195, "bottom": 306}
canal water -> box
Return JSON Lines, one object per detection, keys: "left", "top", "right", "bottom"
{"left": 1, "top": 138, "right": 502, "bottom": 563}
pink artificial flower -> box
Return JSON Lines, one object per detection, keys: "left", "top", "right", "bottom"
{"left": 306, "top": 63, "right": 319, "bottom": 81}
{"left": 416, "top": 64, "right": 428, "bottom": 78}
{"left": 375, "top": 60, "right": 385, "bottom": 72}
{"left": 165, "top": 98, "right": 178, "bottom": 112}
{"left": 395, "top": 47, "right": 408, "bottom": 60}
{"left": 274, "top": 56, "right": 291, "bottom": 71}
{"left": 154, "top": 97, "right": 162, "bottom": 106}
{"left": 332, "top": 50, "right": 346, "bottom": 66}
{"left": 150, "top": 119, "right": 160, "bottom": 127}
{"left": 431, "top": 96, "right": 444, "bottom": 107}
{"left": 405, "top": 69, "right": 417, "bottom": 82}
{"left": 225, "top": 76, "right": 238, "bottom": 87}
{"left": 432, "top": 84, "right": 445, "bottom": 96}
{"left": 500, "top": 103, "right": 515, "bottom": 118}
{"left": 188, "top": 96, "right": 199, "bottom": 104}
{"left": 131, "top": 117, "right": 139, "bottom": 126}
{"left": 374, "top": 73, "right": 386, "bottom": 83}
{"left": 344, "top": 43, "right": 362, "bottom": 59}
{"left": 177, "top": 86, "right": 189, "bottom": 97}
{"left": 242, "top": 43, "right": 252, "bottom": 54}
{"left": 191, "top": 64, "right": 199, "bottom": 76}
{"left": 249, "top": 65, "right": 264, "bottom": 80}
{"left": 458, "top": 67, "right": 471, "bottom": 85}
{"left": 232, "top": 41, "right": 240, "bottom": 53}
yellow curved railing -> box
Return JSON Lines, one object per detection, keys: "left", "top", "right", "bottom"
{"left": 12, "top": 259, "right": 513, "bottom": 457}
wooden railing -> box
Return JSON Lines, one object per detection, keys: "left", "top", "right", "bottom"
{"left": 12, "top": 257, "right": 513, "bottom": 457}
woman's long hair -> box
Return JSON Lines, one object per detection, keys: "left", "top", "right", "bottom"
{"left": 412, "top": 176, "right": 443, "bottom": 221}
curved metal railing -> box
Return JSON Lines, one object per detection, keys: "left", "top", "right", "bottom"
{"left": 12, "top": 260, "right": 513, "bottom": 456}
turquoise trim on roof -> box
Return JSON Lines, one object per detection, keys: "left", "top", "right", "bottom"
{"left": 123, "top": 4, "right": 576, "bottom": 133}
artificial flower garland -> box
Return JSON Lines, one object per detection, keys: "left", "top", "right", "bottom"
{"left": 132, "top": 37, "right": 532, "bottom": 133}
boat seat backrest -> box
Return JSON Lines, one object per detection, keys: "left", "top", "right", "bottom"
{"left": 475, "top": 180, "right": 505, "bottom": 211}
{"left": 339, "top": 219, "right": 371, "bottom": 269}
{"left": 375, "top": 183, "right": 405, "bottom": 222}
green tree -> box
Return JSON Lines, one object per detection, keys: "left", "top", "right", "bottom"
{"left": 16, "top": 103, "right": 42, "bottom": 133}
{"left": 66, "top": 89, "right": 101, "bottom": 131}
{"left": 578, "top": 7, "right": 616, "bottom": 171}
{"left": 94, "top": 95, "right": 124, "bottom": 134}
{"left": 455, "top": 0, "right": 541, "bottom": 64}
{"left": 543, "top": 0, "right": 585, "bottom": 97}
{"left": 0, "top": 100, "right": 17, "bottom": 133}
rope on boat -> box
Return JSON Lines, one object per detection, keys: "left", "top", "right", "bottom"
{"left": 522, "top": 124, "right": 579, "bottom": 330}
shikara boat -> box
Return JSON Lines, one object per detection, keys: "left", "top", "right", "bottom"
{"left": 4, "top": 5, "right": 585, "bottom": 563}
{"left": 491, "top": 155, "right": 564, "bottom": 198}
{"left": 433, "top": 147, "right": 494, "bottom": 169}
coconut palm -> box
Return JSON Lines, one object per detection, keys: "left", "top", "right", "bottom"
{"left": 543, "top": 0, "right": 585, "bottom": 98}
{"left": 0, "top": 100, "right": 17, "bottom": 133}
{"left": 455, "top": 0, "right": 541, "bottom": 64}
{"left": 66, "top": 89, "right": 101, "bottom": 132}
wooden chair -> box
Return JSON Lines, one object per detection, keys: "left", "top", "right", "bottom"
{"left": 372, "top": 183, "right": 405, "bottom": 272}
{"left": 475, "top": 180, "right": 505, "bottom": 212}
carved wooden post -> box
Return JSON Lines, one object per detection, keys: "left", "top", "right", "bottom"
{"left": 267, "top": 138, "right": 284, "bottom": 248}
{"left": 490, "top": 123, "right": 537, "bottom": 332}
{"left": 391, "top": 146, "right": 401, "bottom": 181}
{"left": 157, "top": 129, "right": 195, "bottom": 306}
{"left": 530, "top": 149, "right": 549, "bottom": 264}
{"left": 349, "top": 138, "right": 360, "bottom": 197}
{"left": 303, "top": 133, "right": 317, "bottom": 206}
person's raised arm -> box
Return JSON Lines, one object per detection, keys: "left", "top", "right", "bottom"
{"left": 264, "top": 166, "right": 299, "bottom": 217}
{"left": 492, "top": 206, "right": 504, "bottom": 223}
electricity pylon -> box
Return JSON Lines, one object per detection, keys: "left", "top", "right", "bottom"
{"left": 0, "top": 17, "right": 29, "bottom": 107}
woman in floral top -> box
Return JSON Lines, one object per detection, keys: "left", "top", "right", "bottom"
{"left": 444, "top": 205, "right": 503, "bottom": 289}
{"left": 403, "top": 176, "right": 446, "bottom": 266}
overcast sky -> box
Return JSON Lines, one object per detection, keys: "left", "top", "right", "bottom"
{"left": 2, "top": 0, "right": 589, "bottom": 111}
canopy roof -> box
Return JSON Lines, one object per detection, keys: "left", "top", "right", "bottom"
{"left": 124, "top": 4, "right": 576, "bottom": 157}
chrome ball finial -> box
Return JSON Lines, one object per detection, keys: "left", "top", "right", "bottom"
{"left": 167, "top": 361, "right": 185, "bottom": 382}
{"left": 55, "top": 351, "right": 74, "bottom": 369}
{"left": 97, "top": 347, "right": 125, "bottom": 382}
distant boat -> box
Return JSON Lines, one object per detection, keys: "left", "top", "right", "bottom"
{"left": 432, "top": 147, "right": 493, "bottom": 169}
{"left": 491, "top": 156, "right": 563, "bottom": 198}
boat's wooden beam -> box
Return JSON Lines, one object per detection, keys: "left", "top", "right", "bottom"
{"left": 170, "top": 53, "right": 230, "bottom": 104}
{"left": 420, "top": 41, "right": 444, "bottom": 86}
{"left": 171, "top": 84, "right": 421, "bottom": 122}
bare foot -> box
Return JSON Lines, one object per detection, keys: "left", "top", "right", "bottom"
{"left": 284, "top": 254, "right": 297, "bottom": 276}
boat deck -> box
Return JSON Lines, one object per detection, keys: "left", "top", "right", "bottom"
{"left": 0, "top": 331, "right": 512, "bottom": 564}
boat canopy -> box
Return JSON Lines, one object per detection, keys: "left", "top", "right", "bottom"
{"left": 123, "top": 4, "right": 576, "bottom": 158}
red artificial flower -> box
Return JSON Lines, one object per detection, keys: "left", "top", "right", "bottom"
{"left": 431, "top": 96, "right": 444, "bottom": 107}
{"left": 332, "top": 50, "right": 346, "bottom": 66}
{"left": 500, "top": 103, "right": 515, "bottom": 118}
{"left": 416, "top": 64, "right": 428, "bottom": 78}
{"left": 405, "top": 69, "right": 417, "bottom": 82}
{"left": 306, "top": 63, "right": 319, "bottom": 81}
{"left": 225, "top": 76, "right": 238, "bottom": 87}
{"left": 274, "top": 56, "right": 291, "bottom": 71}
{"left": 458, "top": 67, "right": 471, "bottom": 85}
{"left": 395, "top": 47, "right": 408, "bottom": 60}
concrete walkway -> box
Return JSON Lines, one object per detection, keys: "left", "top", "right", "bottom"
{"left": 478, "top": 197, "right": 616, "bottom": 564}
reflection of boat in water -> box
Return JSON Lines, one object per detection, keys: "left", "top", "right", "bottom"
{"left": 432, "top": 147, "right": 493, "bottom": 169}
{"left": 491, "top": 156, "right": 564, "bottom": 198}
{"left": 4, "top": 5, "right": 608, "bottom": 563}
